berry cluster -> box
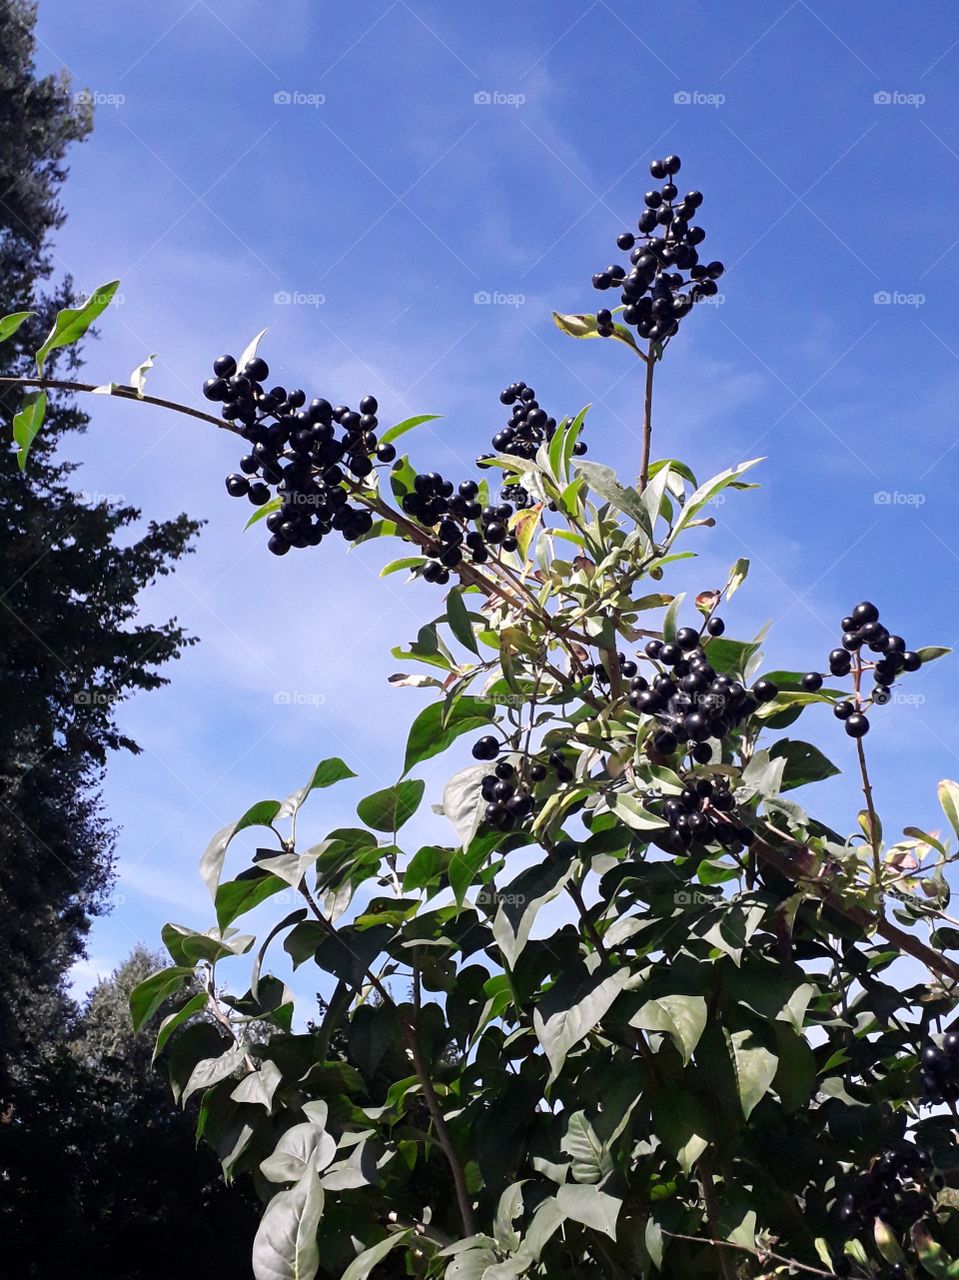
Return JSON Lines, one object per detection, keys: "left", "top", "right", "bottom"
{"left": 592, "top": 154, "right": 724, "bottom": 344}
{"left": 838, "top": 1143, "right": 935, "bottom": 1252}
{"left": 208, "top": 353, "right": 392, "bottom": 556}
{"left": 636, "top": 621, "right": 778, "bottom": 762}
{"left": 652, "top": 776, "right": 752, "bottom": 855}
{"left": 801, "top": 601, "right": 922, "bottom": 739}
{"left": 919, "top": 1031, "right": 959, "bottom": 1103}
{"left": 471, "top": 736, "right": 574, "bottom": 832}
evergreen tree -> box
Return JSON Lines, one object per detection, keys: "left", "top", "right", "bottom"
{"left": 0, "top": 0, "right": 201, "bottom": 1088}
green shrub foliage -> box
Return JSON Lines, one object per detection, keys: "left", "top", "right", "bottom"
{"left": 9, "top": 153, "right": 959, "bottom": 1280}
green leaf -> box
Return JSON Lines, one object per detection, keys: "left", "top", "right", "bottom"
{"left": 769, "top": 739, "right": 840, "bottom": 791}
{"left": 13, "top": 389, "right": 46, "bottom": 469}
{"left": 533, "top": 967, "right": 630, "bottom": 1082}
{"left": 181, "top": 1042, "right": 248, "bottom": 1106}
{"left": 246, "top": 496, "right": 282, "bottom": 529}
{"left": 357, "top": 780, "right": 424, "bottom": 833}
{"left": 403, "top": 696, "right": 494, "bottom": 775}
{"left": 232, "top": 1060, "right": 284, "bottom": 1111}
{"left": 939, "top": 780, "right": 959, "bottom": 840}
{"left": 0, "top": 310, "right": 34, "bottom": 343}
{"left": 216, "top": 871, "right": 288, "bottom": 929}
{"left": 380, "top": 413, "right": 441, "bottom": 446}
{"left": 200, "top": 800, "right": 283, "bottom": 898}
{"left": 129, "top": 965, "right": 194, "bottom": 1033}
{"left": 631, "top": 994, "right": 707, "bottom": 1065}
{"left": 252, "top": 1165, "right": 324, "bottom": 1280}
{"left": 552, "top": 309, "right": 641, "bottom": 355}
{"left": 491, "top": 857, "right": 573, "bottom": 969}
{"left": 381, "top": 556, "right": 425, "bottom": 577}
{"left": 918, "top": 646, "right": 951, "bottom": 665}
{"left": 341, "top": 1232, "right": 413, "bottom": 1280}
{"left": 724, "top": 1028, "right": 778, "bottom": 1119}
{"left": 442, "top": 764, "right": 490, "bottom": 848}
{"left": 670, "top": 458, "right": 763, "bottom": 541}
{"left": 555, "top": 1184, "right": 621, "bottom": 1239}
{"left": 36, "top": 280, "right": 119, "bottom": 372}
{"left": 574, "top": 459, "right": 651, "bottom": 535}
{"left": 561, "top": 1111, "right": 613, "bottom": 1184}
{"left": 446, "top": 588, "right": 479, "bottom": 654}
{"left": 151, "top": 991, "right": 207, "bottom": 1063}
{"left": 650, "top": 1086, "right": 710, "bottom": 1172}
{"left": 279, "top": 758, "right": 356, "bottom": 819}
{"left": 261, "top": 1122, "right": 336, "bottom": 1182}
{"left": 912, "top": 1222, "right": 959, "bottom": 1278}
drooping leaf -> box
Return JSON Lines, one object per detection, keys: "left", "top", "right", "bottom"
{"left": 938, "top": 781, "right": 959, "bottom": 840}
{"left": 260, "top": 1122, "right": 336, "bottom": 1182}
{"left": 200, "top": 800, "right": 283, "bottom": 898}
{"left": 0, "top": 310, "right": 34, "bottom": 343}
{"left": 534, "top": 966, "right": 631, "bottom": 1082}
{"left": 574, "top": 459, "right": 651, "bottom": 535}
{"left": 403, "top": 697, "right": 494, "bottom": 774}
{"left": 631, "top": 994, "right": 708, "bottom": 1065}
{"left": 555, "top": 1183, "right": 622, "bottom": 1239}
{"left": 216, "top": 870, "right": 288, "bottom": 929}
{"left": 13, "top": 389, "right": 46, "bottom": 469}
{"left": 279, "top": 758, "right": 356, "bottom": 820}
{"left": 129, "top": 965, "right": 194, "bottom": 1032}
{"left": 252, "top": 1165, "right": 324, "bottom": 1280}
{"left": 442, "top": 764, "right": 490, "bottom": 848}
{"left": 724, "top": 1028, "right": 779, "bottom": 1119}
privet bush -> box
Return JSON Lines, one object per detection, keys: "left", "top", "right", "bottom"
{"left": 8, "top": 154, "right": 959, "bottom": 1280}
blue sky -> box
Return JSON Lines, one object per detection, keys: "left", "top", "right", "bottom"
{"left": 30, "top": 0, "right": 959, "bottom": 1006}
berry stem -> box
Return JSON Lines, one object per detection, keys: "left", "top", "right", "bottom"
{"left": 0, "top": 374, "right": 233, "bottom": 432}
{"left": 638, "top": 341, "right": 656, "bottom": 490}
{"left": 853, "top": 651, "right": 884, "bottom": 890}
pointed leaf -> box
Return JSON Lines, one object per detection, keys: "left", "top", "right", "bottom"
{"left": 252, "top": 1166, "right": 324, "bottom": 1280}
{"left": 36, "top": 280, "right": 119, "bottom": 371}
